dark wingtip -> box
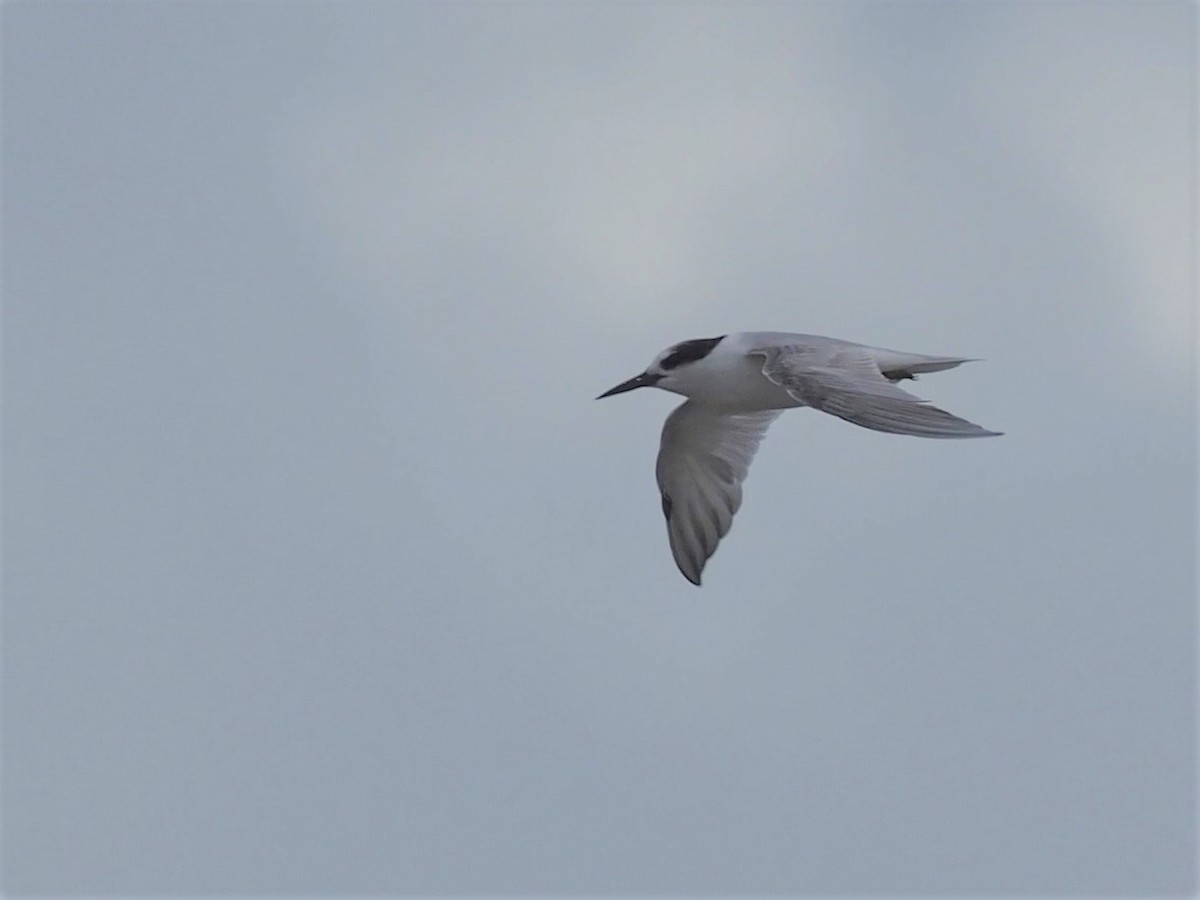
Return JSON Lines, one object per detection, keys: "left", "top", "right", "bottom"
{"left": 668, "top": 550, "right": 704, "bottom": 586}
{"left": 677, "top": 559, "right": 703, "bottom": 586}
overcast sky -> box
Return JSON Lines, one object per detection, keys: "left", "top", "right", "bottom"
{"left": 2, "top": 1, "right": 1195, "bottom": 896}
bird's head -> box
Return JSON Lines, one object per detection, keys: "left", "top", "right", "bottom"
{"left": 596, "top": 336, "right": 726, "bottom": 399}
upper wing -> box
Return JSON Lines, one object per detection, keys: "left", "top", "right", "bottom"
{"left": 655, "top": 401, "right": 781, "bottom": 585}
{"left": 753, "top": 344, "right": 1001, "bottom": 438}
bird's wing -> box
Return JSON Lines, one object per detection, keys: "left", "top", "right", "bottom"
{"left": 655, "top": 401, "right": 782, "bottom": 585}
{"left": 752, "top": 343, "right": 1001, "bottom": 438}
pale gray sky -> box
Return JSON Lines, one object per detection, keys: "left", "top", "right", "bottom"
{"left": 2, "top": 1, "right": 1195, "bottom": 896}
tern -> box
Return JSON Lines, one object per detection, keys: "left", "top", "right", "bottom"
{"left": 598, "top": 332, "right": 1001, "bottom": 585}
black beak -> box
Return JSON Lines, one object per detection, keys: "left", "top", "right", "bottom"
{"left": 596, "top": 372, "right": 661, "bottom": 399}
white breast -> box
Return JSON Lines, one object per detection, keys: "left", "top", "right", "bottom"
{"left": 662, "top": 335, "right": 804, "bottom": 412}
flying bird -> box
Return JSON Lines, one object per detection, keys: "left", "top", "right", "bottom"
{"left": 598, "top": 332, "right": 1001, "bottom": 585}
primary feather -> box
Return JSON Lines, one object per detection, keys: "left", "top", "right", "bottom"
{"left": 752, "top": 343, "right": 1000, "bottom": 438}
{"left": 655, "top": 403, "right": 781, "bottom": 585}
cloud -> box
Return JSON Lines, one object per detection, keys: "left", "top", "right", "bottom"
{"left": 972, "top": 3, "right": 1194, "bottom": 377}
{"left": 281, "top": 5, "right": 856, "bottom": 328}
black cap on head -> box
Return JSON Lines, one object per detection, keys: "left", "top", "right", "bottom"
{"left": 660, "top": 336, "right": 725, "bottom": 370}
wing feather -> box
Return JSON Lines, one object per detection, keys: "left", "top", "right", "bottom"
{"left": 655, "top": 402, "right": 781, "bottom": 585}
{"left": 752, "top": 345, "right": 1001, "bottom": 438}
